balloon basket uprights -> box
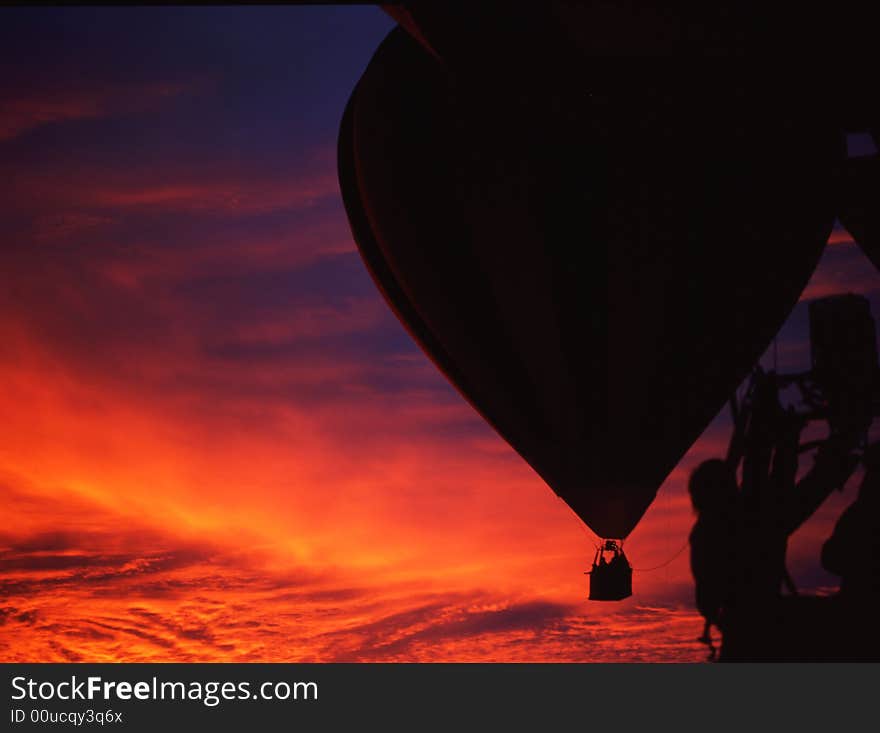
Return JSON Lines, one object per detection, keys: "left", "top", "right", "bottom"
{"left": 586, "top": 540, "right": 632, "bottom": 601}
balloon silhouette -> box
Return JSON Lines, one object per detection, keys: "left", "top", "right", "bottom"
{"left": 337, "top": 8, "right": 870, "bottom": 540}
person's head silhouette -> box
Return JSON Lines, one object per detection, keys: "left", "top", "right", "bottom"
{"left": 689, "top": 459, "right": 738, "bottom": 515}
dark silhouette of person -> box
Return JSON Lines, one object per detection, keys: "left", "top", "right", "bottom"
{"left": 589, "top": 540, "right": 632, "bottom": 600}
{"left": 822, "top": 443, "right": 880, "bottom": 599}
{"left": 737, "top": 375, "right": 796, "bottom": 600}
{"left": 689, "top": 369, "right": 861, "bottom": 651}
{"left": 605, "top": 543, "right": 628, "bottom": 597}
{"left": 688, "top": 458, "right": 739, "bottom": 644}
{"left": 734, "top": 370, "right": 859, "bottom": 601}
{"left": 687, "top": 373, "right": 802, "bottom": 642}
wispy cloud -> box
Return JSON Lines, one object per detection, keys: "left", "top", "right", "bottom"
{"left": 0, "top": 79, "right": 204, "bottom": 142}
{"left": 800, "top": 239, "right": 880, "bottom": 301}
{"left": 0, "top": 474, "right": 707, "bottom": 662}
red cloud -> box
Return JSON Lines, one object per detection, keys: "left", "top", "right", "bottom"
{"left": 0, "top": 79, "right": 204, "bottom": 142}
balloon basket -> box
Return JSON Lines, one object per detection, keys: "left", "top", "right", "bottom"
{"left": 587, "top": 540, "right": 632, "bottom": 601}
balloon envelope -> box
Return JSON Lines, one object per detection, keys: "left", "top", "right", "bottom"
{"left": 338, "top": 27, "right": 838, "bottom": 538}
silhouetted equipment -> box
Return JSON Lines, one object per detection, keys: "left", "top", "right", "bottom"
{"left": 338, "top": 5, "right": 880, "bottom": 589}
{"left": 587, "top": 541, "right": 632, "bottom": 601}
{"left": 753, "top": 294, "right": 880, "bottom": 443}
{"left": 809, "top": 295, "right": 879, "bottom": 436}
{"left": 699, "top": 295, "right": 880, "bottom": 661}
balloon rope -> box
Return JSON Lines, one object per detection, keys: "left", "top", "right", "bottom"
{"left": 631, "top": 537, "right": 690, "bottom": 573}
{"left": 577, "top": 521, "right": 601, "bottom": 549}
{"left": 570, "top": 504, "right": 602, "bottom": 548}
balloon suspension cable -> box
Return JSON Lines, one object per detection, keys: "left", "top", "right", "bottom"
{"left": 630, "top": 537, "right": 690, "bottom": 573}
{"left": 628, "top": 481, "right": 685, "bottom": 574}
{"left": 571, "top": 506, "right": 603, "bottom": 549}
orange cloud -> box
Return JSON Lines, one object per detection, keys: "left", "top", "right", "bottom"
{"left": 0, "top": 472, "right": 708, "bottom": 662}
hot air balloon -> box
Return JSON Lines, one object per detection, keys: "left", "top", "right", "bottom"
{"left": 337, "top": 3, "right": 879, "bottom": 598}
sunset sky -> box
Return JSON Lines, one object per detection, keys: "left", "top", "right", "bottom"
{"left": 2, "top": 6, "right": 879, "bottom": 663}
